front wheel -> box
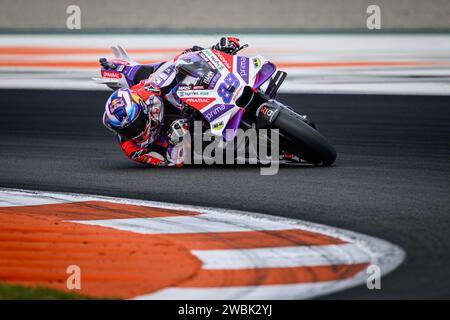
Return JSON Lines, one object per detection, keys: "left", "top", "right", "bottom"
{"left": 270, "top": 105, "right": 337, "bottom": 166}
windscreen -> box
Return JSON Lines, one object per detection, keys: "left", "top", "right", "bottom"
{"left": 177, "top": 54, "right": 213, "bottom": 78}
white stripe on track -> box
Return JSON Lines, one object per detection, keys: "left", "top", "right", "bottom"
{"left": 134, "top": 276, "right": 370, "bottom": 300}
{"left": 0, "top": 190, "right": 89, "bottom": 207}
{"left": 192, "top": 243, "right": 371, "bottom": 270}
{"left": 71, "top": 213, "right": 296, "bottom": 234}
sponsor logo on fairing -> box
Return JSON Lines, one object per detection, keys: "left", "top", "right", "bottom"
{"left": 212, "top": 121, "right": 224, "bottom": 130}
{"left": 237, "top": 56, "right": 249, "bottom": 83}
{"left": 154, "top": 65, "right": 175, "bottom": 86}
{"left": 178, "top": 85, "right": 209, "bottom": 91}
{"left": 209, "top": 72, "right": 221, "bottom": 89}
{"left": 204, "top": 50, "right": 225, "bottom": 72}
{"left": 198, "top": 52, "right": 217, "bottom": 71}
{"left": 177, "top": 91, "right": 212, "bottom": 98}
{"left": 185, "top": 98, "right": 212, "bottom": 104}
{"left": 181, "top": 97, "right": 216, "bottom": 110}
{"left": 202, "top": 71, "right": 215, "bottom": 85}
{"left": 213, "top": 50, "right": 233, "bottom": 71}
{"left": 203, "top": 104, "right": 234, "bottom": 122}
{"left": 101, "top": 70, "right": 123, "bottom": 79}
{"left": 252, "top": 57, "right": 261, "bottom": 68}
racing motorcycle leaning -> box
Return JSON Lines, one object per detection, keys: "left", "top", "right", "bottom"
{"left": 95, "top": 43, "right": 337, "bottom": 166}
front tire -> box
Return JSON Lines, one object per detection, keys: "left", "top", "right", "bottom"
{"left": 271, "top": 105, "right": 337, "bottom": 166}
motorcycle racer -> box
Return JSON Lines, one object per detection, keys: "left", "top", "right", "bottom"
{"left": 101, "top": 37, "right": 241, "bottom": 167}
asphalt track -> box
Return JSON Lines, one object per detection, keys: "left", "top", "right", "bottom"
{"left": 1, "top": 89, "right": 449, "bottom": 299}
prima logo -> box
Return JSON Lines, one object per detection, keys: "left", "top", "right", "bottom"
{"left": 238, "top": 57, "right": 249, "bottom": 82}
{"left": 203, "top": 104, "right": 235, "bottom": 122}
{"left": 205, "top": 104, "right": 227, "bottom": 121}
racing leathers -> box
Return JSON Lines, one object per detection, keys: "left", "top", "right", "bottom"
{"left": 116, "top": 81, "right": 189, "bottom": 167}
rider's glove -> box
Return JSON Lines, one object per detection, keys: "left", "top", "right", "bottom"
{"left": 98, "top": 57, "right": 138, "bottom": 78}
{"left": 212, "top": 37, "right": 240, "bottom": 54}
{"left": 99, "top": 58, "right": 128, "bottom": 71}
{"left": 167, "top": 119, "right": 190, "bottom": 146}
{"left": 166, "top": 143, "right": 186, "bottom": 167}
{"left": 99, "top": 58, "right": 114, "bottom": 70}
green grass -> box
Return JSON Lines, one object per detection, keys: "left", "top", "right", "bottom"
{"left": 0, "top": 283, "right": 95, "bottom": 300}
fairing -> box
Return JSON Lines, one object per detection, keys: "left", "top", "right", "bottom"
{"left": 174, "top": 49, "right": 278, "bottom": 140}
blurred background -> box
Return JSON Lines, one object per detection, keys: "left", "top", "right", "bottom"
{"left": 1, "top": 0, "right": 450, "bottom": 32}
{"left": 1, "top": 0, "right": 450, "bottom": 95}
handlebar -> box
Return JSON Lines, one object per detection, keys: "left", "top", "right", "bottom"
{"left": 231, "top": 44, "right": 249, "bottom": 55}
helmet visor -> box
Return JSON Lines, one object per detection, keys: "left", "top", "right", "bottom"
{"left": 115, "top": 107, "right": 149, "bottom": 140}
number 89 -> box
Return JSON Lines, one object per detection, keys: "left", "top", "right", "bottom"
{"left": 217, "top": 73, "right": 239, "bottom": 104}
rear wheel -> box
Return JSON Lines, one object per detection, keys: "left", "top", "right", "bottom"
{"left": 271, "top": 106, "right": 336, "bottom": 166}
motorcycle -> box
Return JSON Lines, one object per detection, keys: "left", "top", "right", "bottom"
{"left": 95, "top": 44, "right": 337, "bottom": 166}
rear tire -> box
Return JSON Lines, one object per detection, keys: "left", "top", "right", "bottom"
{"left": 271, "top": 106, "right": 337, "bottom": 166}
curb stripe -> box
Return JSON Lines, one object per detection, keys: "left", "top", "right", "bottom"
{"left": 0, "top": 229, "right": 345, "bottom": 250}
{"left": 71, "top": 213, "right": 302, "bottom": 234}
{"left": 0, "top": 201, "right": 200, "bottom": 219}
{"left": 176, "top": 263, "right": 369, "bottom": 287}
{"left": 192, "top": 244, "right": 371, "bottom": 270}
{"left": 155, "top": 229, "right": 346, "bottom": 250}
